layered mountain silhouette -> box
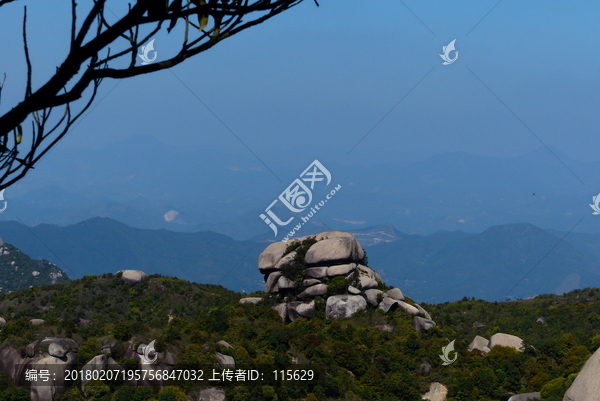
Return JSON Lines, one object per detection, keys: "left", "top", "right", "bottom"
{"left": 2, "top": 218, "right": 600, "bottom": 302}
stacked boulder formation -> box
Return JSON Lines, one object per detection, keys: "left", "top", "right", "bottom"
{"left": 257, "top": 231, "right": 435, "bottom": 331}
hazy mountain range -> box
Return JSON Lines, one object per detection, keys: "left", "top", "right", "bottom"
{"left": 2, "top": 217, "right": 600, "bottom": 303}
{"left": 3, "top": 135, "right": 600, "bottom": 241}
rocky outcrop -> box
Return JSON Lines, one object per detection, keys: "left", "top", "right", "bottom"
{"left": 467, "top": 333, "right": 524, "bottom": 354}
{"left": 326, "top": 295, "right": 367, "bottom": 319}
{"left": 468, "top": 336, "right": 491, "bottom": 353}
{"left": 0, "top": 317, "right": 5, "bottom": 327}
{"left": 215, "top": 353, "right": 235, "bottom": 368}
{"left": 0, "top": 338, "right": 79, "bottom": 401}
{"left": 563, "top": 344, "right": 600, "bottom": 401}
{"left": 259, "top": 232, "right": 435, "bottom": 329}
{"left": 120, "top": 270, "right": 146, "bottom": 285}
{"left": 30, "top": 319, "right": 45, "bottom": 326}
{"left": 507, "top": 392, "right": 540, "bottom": 401}
{"left": 199, "top": 388, "right": 227, "bottom": 401}
{"left": 239, "top": 297, "right": 262, "bottom": 304}
{"left": 422, "top": 382, "right": 448, "bottom": 401}
{"left": 489, "top": 333, "right": 524, "bottom": 352}
{"left": 217, "top": 340, "right": 233, "bottom": 349}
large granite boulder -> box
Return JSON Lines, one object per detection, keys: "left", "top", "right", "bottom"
{"left": 489, "top": 333, "right": 524, "bottom": 352}
{"left": 563, "top": 345, "right": 600, "bottom": 401}
{"left": 215, "top": 353, "right": 235, "bottom": 368}
{"left": 422, "top": 382, "right": 448, "bottom": 401}
{"left": 296, "top": 301, "right": 316, "bottom": 318}
{"left": 327, "top": 263, "right": 357, "bottom": 277}
{"left": 364, "top": 289, "right": 384, "bottom": 306}
{"left": 386, "top": 288, "right": 404, "bottom": 300}
{"left": 414, "top": 317, "right": 437, "bottom": 332}
{"left": 299, "top": 284, "right": 327, "bottom": 298}
{"left": 120, "top": 270, "right": 146, "bottom": 285}
{"left": 265, "top": 271, "right": 283, "bottom": 293}
{"left": 199, "top": 388, "right": 227, "bottom": 401}
{"left": 468, "top": 336, "right": 491, "bottom": 353}
{"left": 0, "top": 317, "right": 5, "bottom": 327}
{"left": 378, "top": 297, "right": 399, "bottom": 313}
{"left": 507, "top": 393, "right": 540, "bottom": 401}
{"left": 239, "top": 297, "right": 262, "bottom": 304}
{"left": 305, "top": 235, "right": 364, "bottom": 265}
{"left": 258, "top": 242, "right": 289, "bottom": 273}
{"left": 326, "top": 295, "right": 367, "bottom": 319}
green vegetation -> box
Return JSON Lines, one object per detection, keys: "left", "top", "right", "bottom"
{"left": 0, "top": 243, "right": 70, "bottom": 293}
{"left": 0, "top": 273, "right": 598, "bottom": 400}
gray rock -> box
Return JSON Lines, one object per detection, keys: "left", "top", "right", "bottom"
{"left": 396, "top": 301, "right": 419, "bottom": 315}
{"left": 296, "top": 301, "right": 316, "bottom": 318}
{"left": 287, "top": 302, "right": 302, "bottom": 322}
{"left": 375, "top": 324, "right": 394, "bottom": 333}
{"left": 302, "top": 279, "right": 321, "bottom": 287}
{"left": 348, "top": 285, "right": 361, "bottom": 295}
{"left": 274, "top": 251, "right": 297, "bottom": 270}
{"left": 78, "top": 318, "right": 91, "bottom": 328}
{"left": 326, "top": 295, "right": 367, "bottom": 319}
{"left": 507, "top": 393, "right": 541, "bottom": 401}
{"left": 26, "top": 341, "right": 39, "bottom": 357}
{"left": 161, "top": 351, "right": 177, "bottom": 366}
{"left": 0, "top": 317, "right": 5, "bottom": 327}
{"left": 422, "top": 382, "right": 448, "bottom": 401}
{"left": 217, "top": 340, "right": 233, "bottom": 349}
{"left": 419, "top": 362, "right": 432, "bottom": 377}
{"left": 299, "top": 283, "right": 328, "bottom": 298}
{"left": 215, "top": 353, "right": 235, "bottom": 369}
{"left": 258, "top": 242, "right": 288, "bottom": 273}
{"left": 357, "top": 264, "right": 382, "bottom": 282}
{"left": 327, "top": 263, "right": 357, "bottom": 277}
{"left": 81, "top": 355, "right": 108, "bottom": 384}
{"left": 359, "top": 276, "right": 378, "bottom": 290}
{"left": 364, "top": 289, "right": 384, "bottom": 306}
{"left": 305, "top": 266, "right": 328, "bottom": 278}
{"left": 120, "top": 270, "right": 146, "bottom": 285}
{"left": 30, "top": 319, "right": 45, "bottom": 326}
{"left": 468, "top": 336, "right": 491, "bottom": 353}
{"left": 49, "top": 343, "right": 67, "bottom": 358}
{"left": 489, "top": 333, "right": 524, "bottom": 352}
{"left": 385, "top": 288, "right": 405, "bottom": 300}
{"left": 473, "top": 321, "right": 486, "bottom": 328}
{"left": 277, "top": 275, "right": 295, "bottom": 290}
{"left": 378, "top": 297, "right": 399, "bottom": 313}
{"left": 415, "top": 303, "right": 432, "bottom": 320}
{"left": 305, "top": 237, "right": 364, "bottom": 265}
{"left": 265, "top": 271, "right": 283, "bottom": 293}
{"left": 564, "top": 344, "right": 600, "bottom": 401}
{"left": 272, "top": 303, "right": 287, "bottom": 322}
{"left": 536, "top": 316, "right": 546, "bottom": 324}
{"left": 199, "top": 388, "right": 227, "bottom": 401}
{"left": 413, "top": 317, "right": 437, "bottom": 332}
{"left": 239, "top": 297, "right": 262, "bottom": 304}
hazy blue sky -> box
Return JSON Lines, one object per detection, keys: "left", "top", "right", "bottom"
{"left": 1, "top": 0, "right": 599, "bottom": 166}
{"left": 1, "top": 0, "right": 600, "bottom": 239}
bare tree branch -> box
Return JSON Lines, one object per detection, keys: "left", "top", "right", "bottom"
{"left": 0, "top": 0, "right": 308, "bottom": 189}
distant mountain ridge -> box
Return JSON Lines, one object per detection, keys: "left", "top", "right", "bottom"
{"left": 4, "top": 136, "right": 600, "bottom": 239}
{"left": 2, "top": 218, "right": 600, "bottom": 303}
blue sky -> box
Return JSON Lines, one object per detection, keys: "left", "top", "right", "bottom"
{"left": 1, "top": 0, "right": 600, "bottom": 235}
{"left": 1, "top": 0, "right": 599, "bottom": 166}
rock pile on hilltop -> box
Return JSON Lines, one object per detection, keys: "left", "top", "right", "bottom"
{"left": 256, "top": 231, "right": 436, "bottom": 331}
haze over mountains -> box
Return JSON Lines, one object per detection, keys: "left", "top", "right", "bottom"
{"left": 2, "top": 217, "right": 600, "bottom": 303}
{"left": 3, "top": 135, "right": 600, "bottom": 241}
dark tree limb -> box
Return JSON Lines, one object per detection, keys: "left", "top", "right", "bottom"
{"left": 0, "top": 0, "right": 308, "bottom": 189}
